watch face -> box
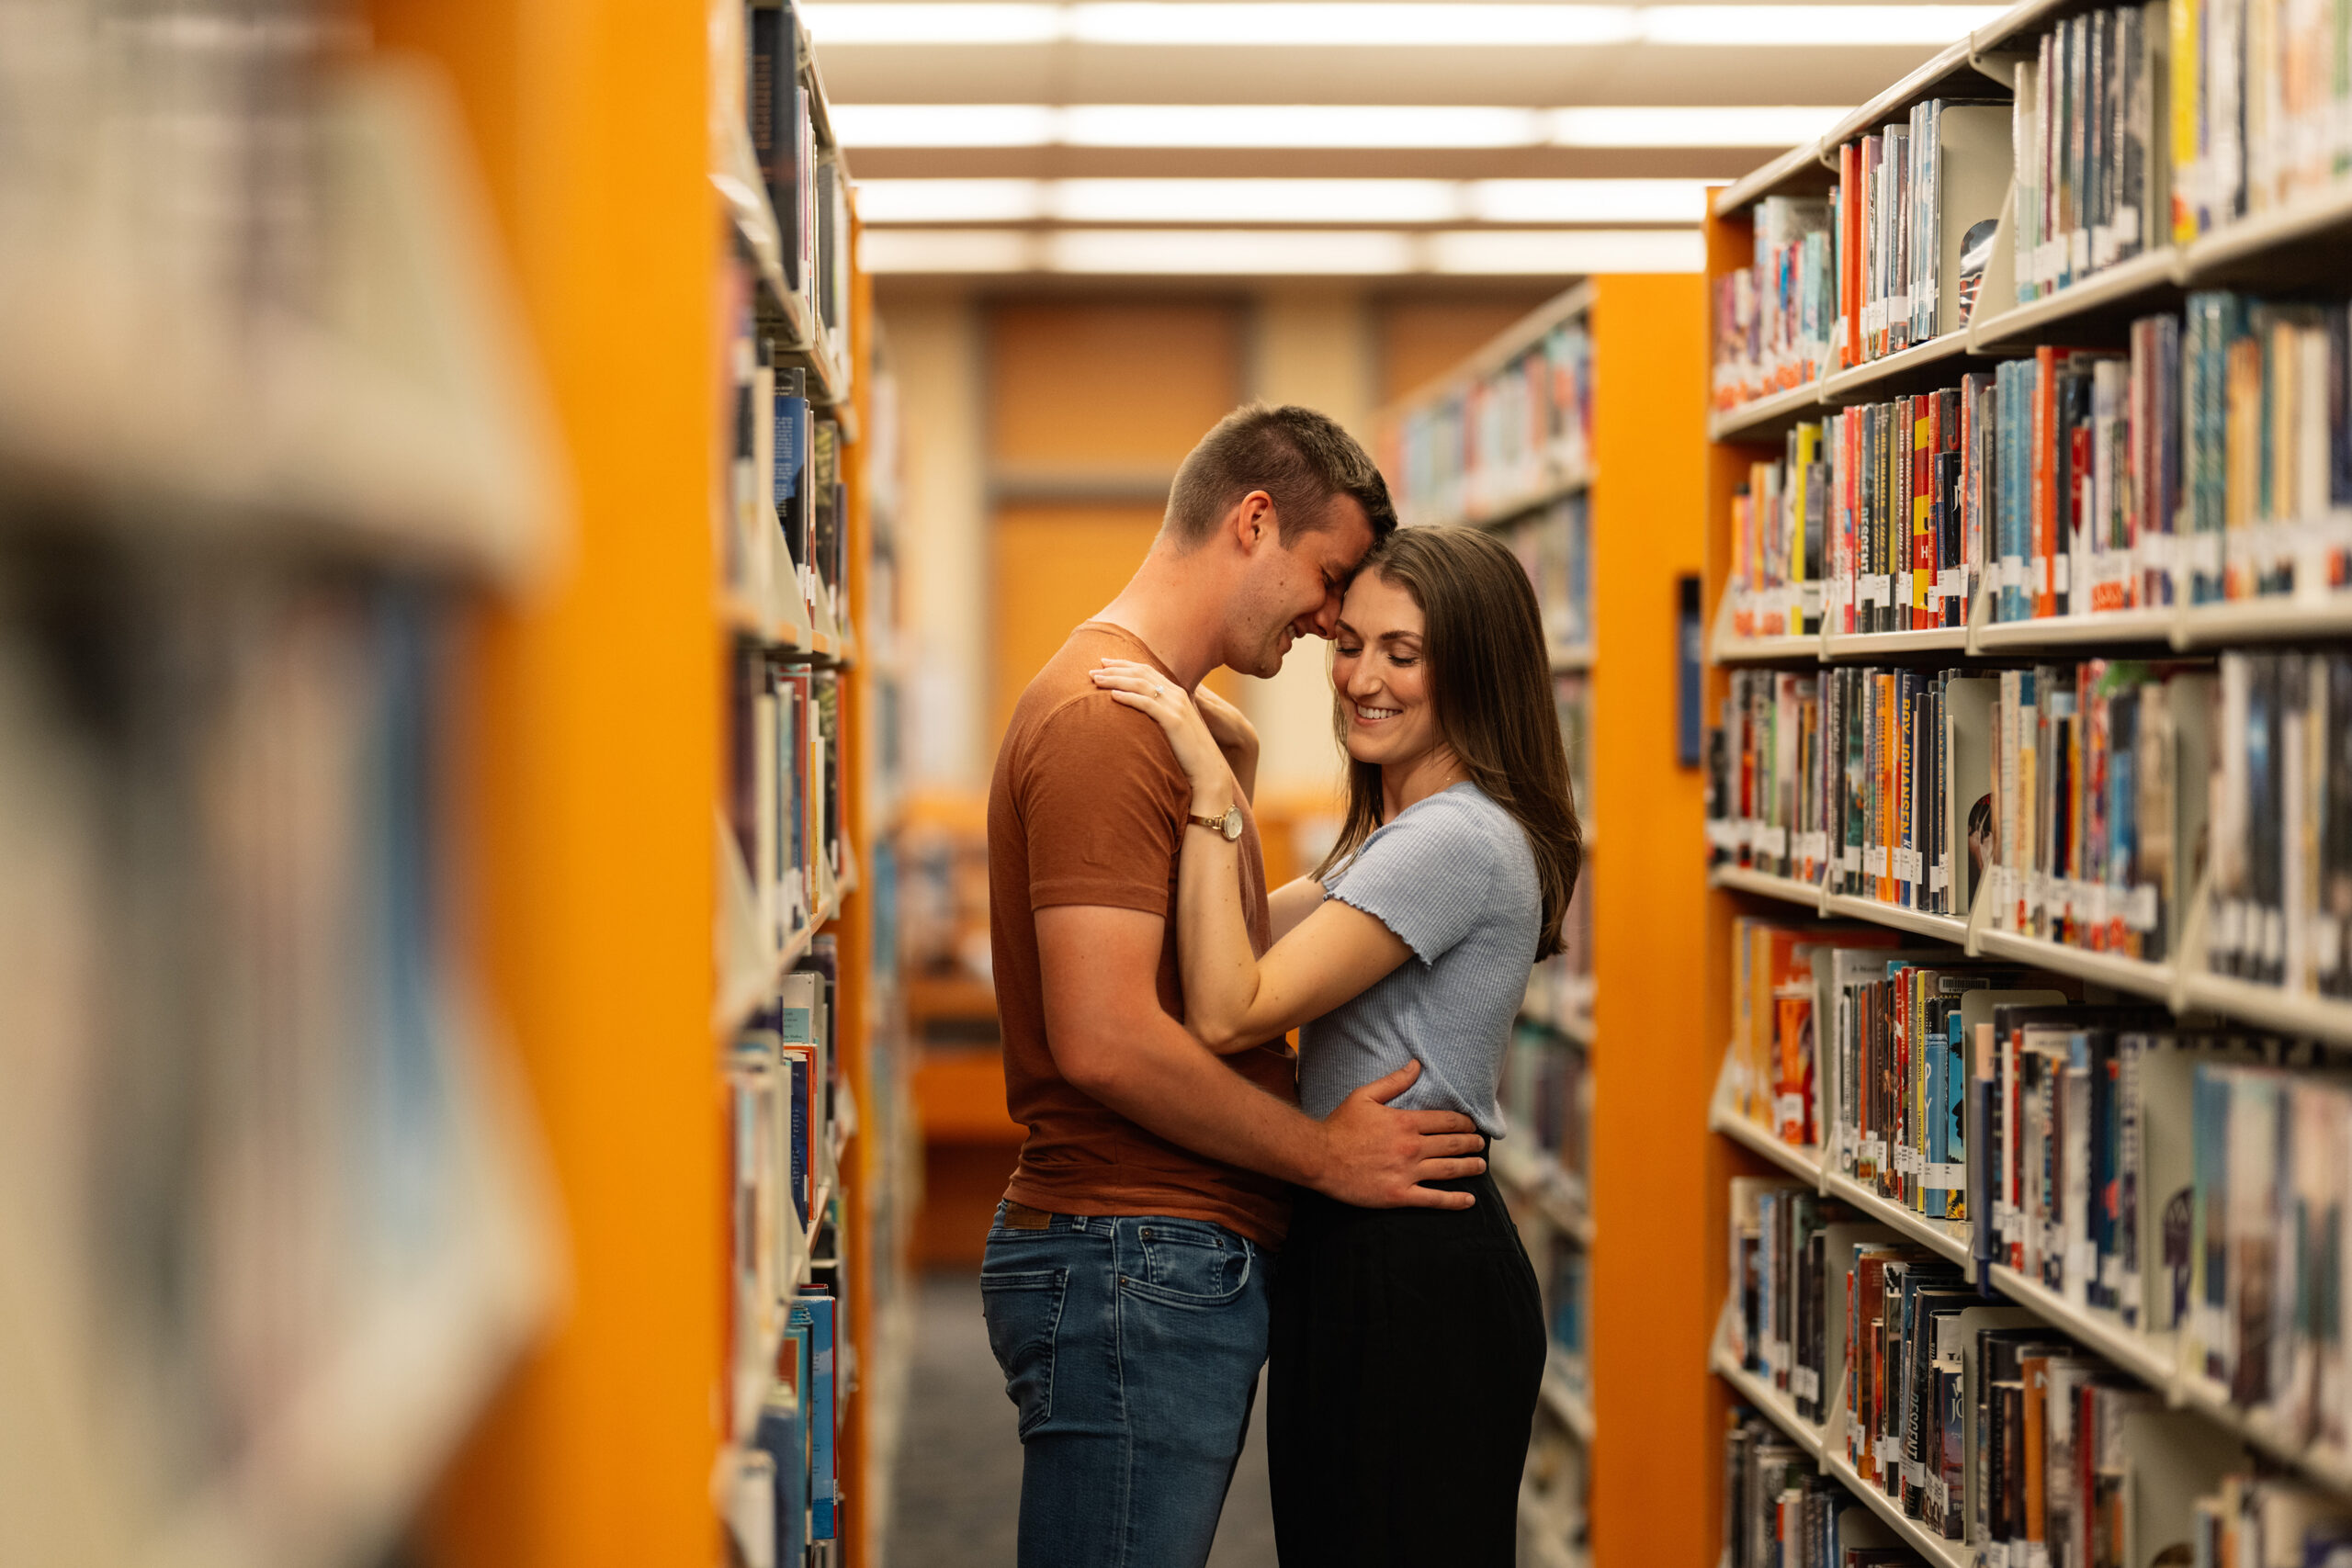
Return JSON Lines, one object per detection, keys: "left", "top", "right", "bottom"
{"left": 1221, "top": 805, "right": 1244, "bottom": 840}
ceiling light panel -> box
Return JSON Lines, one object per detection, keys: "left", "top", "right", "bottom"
{"left": 1049, "top": 177, "right": 1460, "bottom": 221}
{"left": 1545, "top": 105, "right": 1846, "bottom": 146}
{"left": 856, "top": 178, "right": 1049, "bottom": 220}
{"left": 1061, "top": 103, "right": 1545, "bottom": 147}
{"left": 1045, "top": 228, "right": 1419, "bottom": 272}
{"left": 1067, "top": 3, "right": 1636, "bottom": 45}
{"left": 802, "top": 2, "right": 2005, "bottom": 47}
{"left": 1465, "top": 177, "right": 1710, "bottom": 220}
{"left": 828, "top": 103, "right": 1057, "bottom": 145}
{"left": 1427, "top": 227, "right": 1704, "bottom": 273}
{"left": 856, "top": 177, "right": 1723, "bottom": 223}
{"left": 860, "top": 228, "right": 1039, "bottom": 270}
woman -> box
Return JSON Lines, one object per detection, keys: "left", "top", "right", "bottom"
{"left": 1089, "top": 524, "right": 1583, "bottom": 1567}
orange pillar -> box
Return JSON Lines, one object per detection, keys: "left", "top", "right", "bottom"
{"left": 1587, "top": 271, "right": 1716, "bottom": 1568}
{"left": 368, "top": 1, "right": 727, "bottom": 1563}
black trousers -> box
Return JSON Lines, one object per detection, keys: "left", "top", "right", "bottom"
{"left": 1265, "top": 1159, "right": 1547, "bottom": 1568}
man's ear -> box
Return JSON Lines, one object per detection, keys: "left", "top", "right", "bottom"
{"left": 1232, "top": 490, "right": 1277, "bottom": 552}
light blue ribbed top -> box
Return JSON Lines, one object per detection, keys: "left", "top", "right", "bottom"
{"left": 1297, "top": 782, "right": 1542, "bottom": 1138}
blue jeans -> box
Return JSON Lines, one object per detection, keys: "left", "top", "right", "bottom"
{"left": 980, "top": 1203, "right": 1272, "bottom": 1568}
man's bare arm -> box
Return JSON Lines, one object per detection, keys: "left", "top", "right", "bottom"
{"left": 1036, "top": 903, "right": 1485, "bottom": 1208}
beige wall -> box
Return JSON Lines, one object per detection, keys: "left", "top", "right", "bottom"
{"left": 1238, "top": 288, "right": 1373, "bottom": 806}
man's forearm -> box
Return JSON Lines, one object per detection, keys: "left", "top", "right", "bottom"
{"left": 1075, "top": 1013, "right": 1324, "bottom": 1188}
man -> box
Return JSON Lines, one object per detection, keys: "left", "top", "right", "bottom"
{"left": 984, "top": 403, "right": 1488, "bottom": 1567}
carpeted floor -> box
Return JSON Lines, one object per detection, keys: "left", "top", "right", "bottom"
{"left": 887, "top": 1269, "right": 1276, "bottom": 1568}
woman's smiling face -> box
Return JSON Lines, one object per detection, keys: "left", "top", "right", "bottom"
{"left": 1330, "top": 570, "right": 1441, "bottom": 769}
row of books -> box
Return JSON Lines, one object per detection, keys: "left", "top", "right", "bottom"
{"left": 1727, "top": 918, "right": 2352, "bottom": 1465}
{"left": 1506, "top": 497, "right": 1594, "bottom": 659}
{"left": 1526, "top": 865, "right": 1595, "bottom": 1033}
{"left": 2164, "top": 0, "right": 2351, "bottom": 240}
{"left": 745, "top": 1, "right": 852, "bottom": 355}
{"left": 0, "top": 567, "right": 558, "bottom": 1562}
{"left": 727, "top": 944, "right": 852, "bottom": 1566}
{"left": 1728, "top": 1175, "right": 2352, "bottom": 1568}
{"left": 729, "top": 648, "right": 844, "bottom": 953}
{"left": 1715, "top": 0, "right": 2352, "bottom": 415}
{"left": 1722, "top": 293, "right": 2352, "bottom": 637}
{"left": 1706, "top": 667, "right": 1997, "bottom": 921}
{"left": 729, "top": 1284, "right": 844, "bottom": 1568}
{"left": 1385, "top": 313, "right": 1591, "bottom": 527}
{"left": 1724, "top": 1410, "right": 1936, "bottom": 1568}
{"left": 726, "top": 304, "right": 856, "bottom": 640}
{"left": 1709, "top": 650, "right": 2352, "bottom": 998}
{"left": 2013, "top": 4, "right": 2168, "bottom": 304}
{"left": 1502, "top": 1022, "right": 1592, "bottom": 1202}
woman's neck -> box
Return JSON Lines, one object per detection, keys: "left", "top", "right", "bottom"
{"left": 1380, "top": 744, "right": 1467, "bottom": 820}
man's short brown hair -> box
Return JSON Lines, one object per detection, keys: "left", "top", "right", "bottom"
{"left": 1161, "top": 403, "right": 1398, "bottom": 549}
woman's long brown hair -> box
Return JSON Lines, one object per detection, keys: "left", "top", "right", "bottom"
{"left": 1310, "top": 525, "right": 1584, "bottom": 958}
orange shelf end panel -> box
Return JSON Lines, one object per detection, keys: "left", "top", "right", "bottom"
{"left": 1585, "top": 271, "right": 1714, "bottom": 1568}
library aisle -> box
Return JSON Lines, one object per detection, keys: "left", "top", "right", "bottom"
{"left": 11, "top": 2, "right": 2352, "bottom": 1567}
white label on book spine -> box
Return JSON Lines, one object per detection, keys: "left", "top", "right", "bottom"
{"left": 1876, "top": 1437, "right": 1900, "bottom": 1467}
{"left": 1896, "top": 570, "right": 1914, "bottom": 609}
{"left": 1775, "top": 1094, "right": 1805, "bottom": 1132}
{"left": 1929, "top": 1476, "right": 1952, "bottom": 1517}
{"left": 1926, "top": 1161, "right": 1965, "bottom": 1187}
{"left": 2001, "top": 554, "right": 2025, "bottom": 590}
{"left": 2192, "top": 532, "right": 2223, "bottom": 575}
{"left": 1903, "top": 1457, "right": 1927, "bottom": 1488}
{"left": 1842, "top": 845, "right": 1861, "bottom": 873}
{"left": 2055, "top": 552, "right": 2071, "bottom": 593}
{"left": 1987, "top": 1544, "right": 2009, "bottom": 1568}
{"left": 1761, "top": 825, "right": 1788, "bottom": 858}
{"left": 1938, "top": 566, "right": 1963, "bottom": 605}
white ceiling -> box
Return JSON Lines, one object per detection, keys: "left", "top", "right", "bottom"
{"left": 811, "top": 0, "right": 1996, "bottom": 276}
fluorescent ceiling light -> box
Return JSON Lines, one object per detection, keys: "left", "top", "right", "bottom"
{"left": 1427, "top": 227, "right": 1704, "bottom": 273}
{"left": 858, "top": 176, "right": 1715, "bottom": 223}
{"left": 831, "top": 104, "right": 1544, "bottom": 149}
{"left": 1062, "top": 104, "right": 1544, "bottom": 147}
{"left": 831, "top": 103, "right": 1838, "bottom": 151}
{"left": 861, "top": 228, "right": 1038, "bottom": 271}
{"left": 1051, "top": 177, "right": 1459, "bottom": 221}
{"left": 828, "top": 103, "right": 1057, "bottom": 145}
{"left": 1046, "top": 228, "right": 1418, "bottom": 273}
{"left": 1635, "top": 3, "right": 1996, "bottom": 41}
{"left": 856, "top": 178, "right": 1047, "bottom": 221}
{"left": 860, "top": 225, "right": 1707, "bottom": 274}
{"left": 803, "top": 2, "right": 2003, "bottom": 47}
{"left": 1069, "top": 3, "right": 1636, "bottom": 45}
{"left": 803, "top": 3, "right": 1061, "bottom": 41}
{"left": 1466, "top": 177, "right": 1708, "bottom": 221}
{"left": 1547, "top": 105, "right": 1845, "bottom": 146}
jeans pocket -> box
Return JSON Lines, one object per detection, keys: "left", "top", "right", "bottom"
{"left": 980, "top": 1268, "right": 1068, "bottom": 1438}
{"left": 1125, "top": 1224, "right": 1252, "bottom": 1308}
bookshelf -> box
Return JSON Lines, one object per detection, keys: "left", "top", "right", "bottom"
{"left": 0, "top": 14, "right": 568, "bottom": 1568}
{"left": 334, "top": 2, "right": 912, "bottom": 1567}
{"left": 1379, "top": 272, "right": 1707, "bottom": 1568}
{"left": 1704, "top": 4, "right": 2352, "bottom": 1562}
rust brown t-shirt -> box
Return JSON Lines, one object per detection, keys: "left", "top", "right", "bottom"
{"left": 988, "top": 621, "right": 1294, "bottom": 1246}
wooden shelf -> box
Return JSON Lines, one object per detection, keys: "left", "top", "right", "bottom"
{"left": 1822, "top": 625, "right": 1972, "bottom": 660}
{"left": 1821, "top": 892, "right": 1968, "bottom": 944}
{"left": 1706, "top": 378, "right": 1826, "bottom": 444}
{"left": 2177, "top": 970, "right": 2352, "bottom": 1047}
{"left": 1707, "top": 863, "right": 1825, "bottom": 910}
{"left": 1972, "top": 926, "right": 2177, "bottom": 1002}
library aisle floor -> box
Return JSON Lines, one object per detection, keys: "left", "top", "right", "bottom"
{"left": 891, "top": 1271, "right": 1277, "bottom": 1568}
